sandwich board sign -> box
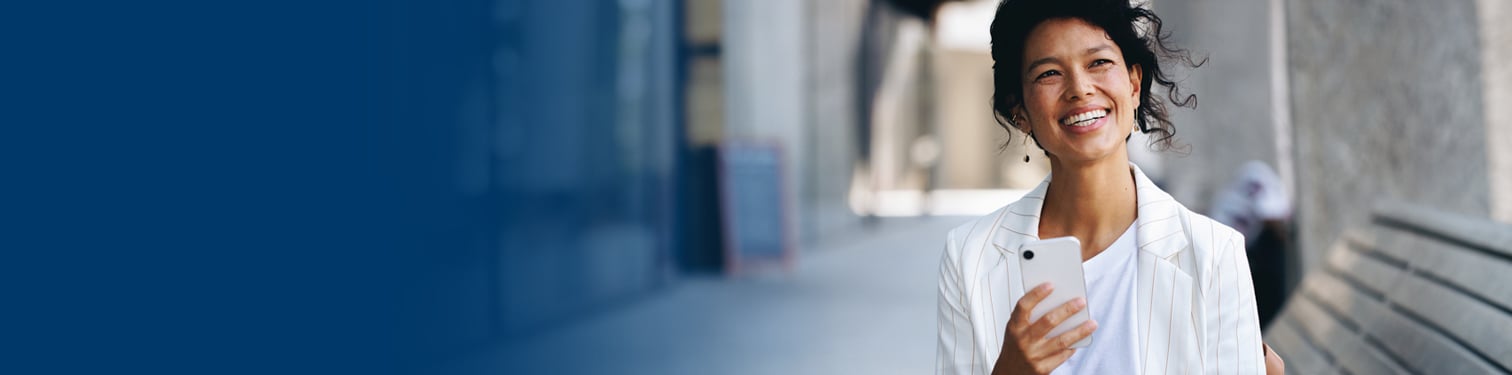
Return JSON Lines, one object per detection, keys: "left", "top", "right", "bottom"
{"left": 716, "top": 141, "right": 795, "bottom": 276}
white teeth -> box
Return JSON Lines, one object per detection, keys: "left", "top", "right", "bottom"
{"left": 1060, "top": 109, "right": 1108, "bottom": 126}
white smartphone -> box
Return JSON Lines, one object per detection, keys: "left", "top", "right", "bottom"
{"left": 1019, "top": 236, "right": 1093, "bottom": 349}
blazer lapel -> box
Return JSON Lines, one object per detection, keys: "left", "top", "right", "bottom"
{"left": 979, "top": 177, "right": 1049, "bottom": 345}
{"left": 991, "top": 178, "right": 1049, "bottom": 254}
{"left": 1131, "top": 163, "right": 1200, "bottom": 374}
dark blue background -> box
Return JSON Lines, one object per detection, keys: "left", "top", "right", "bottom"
{"left": 1, "top": 1, "right": 498, "bottom": 373}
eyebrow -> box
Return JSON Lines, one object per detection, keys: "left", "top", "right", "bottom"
{"left": 1024, "top": 45, "right": 1116, "bottom": 73}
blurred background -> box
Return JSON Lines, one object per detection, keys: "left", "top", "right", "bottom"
{"left": 413, "top": 0, "right": 1512, "bottom": 373}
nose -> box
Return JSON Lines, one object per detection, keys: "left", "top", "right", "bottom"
{"left": 1064, "top": 72, "right": 1095, "bottom": 102}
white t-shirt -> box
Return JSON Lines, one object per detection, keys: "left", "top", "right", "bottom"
{"left": 1052, "top": 224, "right": 1141, "bottom": 374}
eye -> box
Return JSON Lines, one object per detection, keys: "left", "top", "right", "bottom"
{"left": 1034, "top": 69, "right": 1060, "bottom": 81}
{"left": 1090, "top": 59, "right": 1115, "bottom": 68}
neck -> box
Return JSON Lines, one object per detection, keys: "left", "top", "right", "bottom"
{"left": 1039, "top": 156, "right": 1139, "bottom": 261}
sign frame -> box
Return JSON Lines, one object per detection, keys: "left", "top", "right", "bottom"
{"left": 715, "top": 140, "right": 796, "bottom": 276}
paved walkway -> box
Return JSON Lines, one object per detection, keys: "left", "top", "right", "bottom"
{"left": 452, "top": 216, "right": 972, "bottom": 374}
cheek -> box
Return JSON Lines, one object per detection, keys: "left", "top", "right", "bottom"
{"left": 1096, "top": 73, "right": 1139, "bottom": 126}
{"left": 1097, "top": 70, "right": 1133, "bottom": 96}
{"left": 1025, "top": 85, "right": 1060, "bottom": 113}
{"left": 1098, "top": 74, "right": 1139, "bottom": 112}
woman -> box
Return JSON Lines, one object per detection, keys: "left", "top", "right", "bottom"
{"left": 935, "top": 0, "right": 1284, "bottom": 374}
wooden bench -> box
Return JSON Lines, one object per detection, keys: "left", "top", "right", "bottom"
{"left": 1262, "top": 202, "right": 1512, "bottom": 374}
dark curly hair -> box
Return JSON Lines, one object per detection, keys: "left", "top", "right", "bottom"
{"left": 990, "top": 0, "right": 1202, "bottom": 152}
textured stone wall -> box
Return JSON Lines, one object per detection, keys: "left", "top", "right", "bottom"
{"left": 1287, "top": 0, "right": 1490, "bottom": 272}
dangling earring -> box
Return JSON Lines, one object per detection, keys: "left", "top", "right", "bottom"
{"left": 1023, "top": 129, "right": 1032, "bottom": 163}
{"left": 1015, "top": 114, "right": 1031, "bottom": 163}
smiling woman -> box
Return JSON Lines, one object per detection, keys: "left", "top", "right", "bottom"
{"left": 1014, "top": 18, "right": 1146, "bottom": 165}
{"left": 989, "top": 0, "right": 1200, "bottom": 154}
{"left": 935, "top": 0, "right": 1283, "bottom": 374}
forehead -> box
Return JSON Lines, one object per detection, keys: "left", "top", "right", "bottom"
{"left": 1021, "top": 18, "right": 1119, "bottom": 63}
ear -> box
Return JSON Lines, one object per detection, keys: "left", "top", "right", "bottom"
{"left": 1011, "top": 106, "right": 1032, "bottom": 133}
{"left": 1128, "top": 63, "right": 1143, "bottom": 104}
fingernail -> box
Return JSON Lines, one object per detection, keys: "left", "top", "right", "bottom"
{"left": 1075, "top": 298, "right": 1086, "bottom": 307}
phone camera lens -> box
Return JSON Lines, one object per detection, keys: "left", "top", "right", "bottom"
{"left": 1023, "top": 250, "right": 1035, "bottom": 260}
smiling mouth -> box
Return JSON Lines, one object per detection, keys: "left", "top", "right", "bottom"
{"left": 1059, "top": 109, "right": 1108, "bottom": 127}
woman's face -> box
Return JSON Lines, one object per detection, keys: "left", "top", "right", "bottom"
{"left": 1017, "top": 18, "right": 1142, "bottom": 165}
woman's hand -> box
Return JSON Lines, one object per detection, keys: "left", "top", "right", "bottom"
{"left": 991, "top": 283, "right": 1098, "bottom": 375}
{"left": 1264, "top": 343, "right": 1285, "bottom": 375}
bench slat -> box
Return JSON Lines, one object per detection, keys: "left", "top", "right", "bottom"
{"left": 1378, "top": 223, "right": 1512, "bottom": 317}
{"left": 1301, "top": 274, "right": 1411, "bottom": 374}
{"left": 1286, "top": 292, "right": 1355, "bottom": 358}
{"left": 1390, "top": 273, "right": 1512, "bottom": 371}
{"left": 1303, "top": 272, "right": 1500, "bottom": 374}
{"left": 1375, "top": 202, "right": 1512, "bottom": 259}
{"left": 1341, "top": 229, "right": 1377, "bottom": 256}
{"left": 1324, "top": 239, "right": 1405, "bottom": 297}
{"left": 1356, "top": 299, "right": 1500, "bottom": 374}
{"left": 1306, "top": 273, "right": 1389, "bottom": 334}
{"left": 1367, "top": 303, "right": 1501, "bottom": 374}
{"left": 1332, "top": 332, "right": 1410, "bottom": 375}
{"left": 1369, "top": 221, "right": 1419, "bottom": 263}
{"left": 1269, "top": 203, "right": 1512, "bottom": 374}
{"left": 1264, "top": 317, "right": 1334, "bottom": 375}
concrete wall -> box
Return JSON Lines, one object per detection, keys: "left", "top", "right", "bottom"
{"left": 1286, "top": 0, "right": 1490, "bottom": 273}
{"left": 933, "top": 47, "right": 1020, "bottom": 189}
{"left": 723, "top": 0, "right": 810, "bottom": 246}
{"left": 726, "top": 0, "right": 870, "bottom": 245}
{"left": 1480, "top": 0, "right": 1512, "bottom": 224}
{"left": 865, "top": 17, "right": 932, "bottom": 194}
{"left": 1151, "top": 0, "right": 1301, "bottom": 290}
{"left": 1154, "top": 0, "right": 1509, "bottom": 282}
{"left": 1152, "top": 0, "right": 1283, "bottom": 210}
{"left": 804, "top": 0, "right": 868, "bottom": 241}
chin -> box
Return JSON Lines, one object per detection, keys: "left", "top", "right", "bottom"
{"left": 1054, "top": 142, "right": 1129, "bottom": 163}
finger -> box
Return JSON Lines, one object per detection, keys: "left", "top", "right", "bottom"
{"left": 1027, "top": 319, "right": 1095, "bottom": 360}
{"left": 1034, "top": 349, "right": 1076, "bottom": 374}
{"left": 1025, "top": 297, "right": 1086, "bottom": 339}
{"left": 1052, "top": 320, "right": 1098, "bottom": 350}
{"left": 1010, "top": 283, "right": 1055, "bottom": 329}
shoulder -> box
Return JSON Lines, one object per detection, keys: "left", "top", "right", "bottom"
{"left": 941, "top": 198, "right": 1030, "bottom": 283}
{"left": 1180, "top": 207, "right": 1246, "bottom": 254}
{"left": 938, "top": 204, "right": 1014, "bottom": 315}
{"left": 1129, "top": 162, "right": 1244, "bottom": 259}
{"left": 943, "top": 205, "right": 1008, "bottom": 264}
{"left": 947, "top": 206, "right": 1007, "bottom": 249}
{"left": 1175, "top": 204, "right": 1248, "bottom": 286}
{"left": 940, "top": 189, "right": 1043, "bottom": 275}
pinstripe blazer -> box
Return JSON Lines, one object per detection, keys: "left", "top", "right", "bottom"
{"left": 937, "top": 164, "right": 1266, "bottom": 375}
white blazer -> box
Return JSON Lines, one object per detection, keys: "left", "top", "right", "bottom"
{"left": 937, "top": 164, "right": 1266, "bottom": 375}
